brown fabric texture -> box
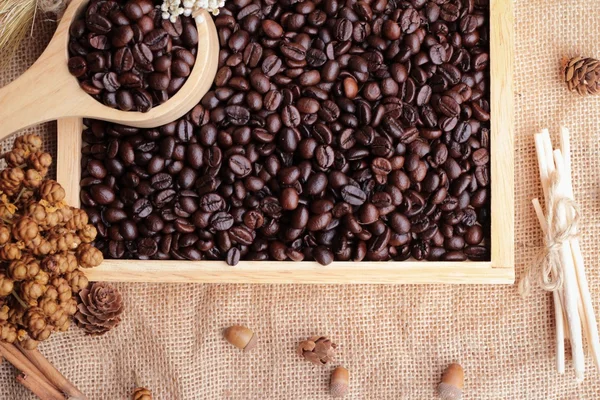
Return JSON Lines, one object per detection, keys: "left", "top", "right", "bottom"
{"left": 2, "top": 1, "right": 600, "bottom": 398}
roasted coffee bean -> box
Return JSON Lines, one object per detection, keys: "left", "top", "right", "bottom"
{"left": 84, "top": 0, "right": 490, "bottom": 262}
{"left": 69, "top": 1, "right": 198, "bottom": 111}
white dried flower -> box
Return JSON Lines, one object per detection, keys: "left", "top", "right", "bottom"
{"left": 161, "top": 0, "right": 223, "bottom": 22}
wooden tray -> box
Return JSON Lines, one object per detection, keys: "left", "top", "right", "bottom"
{"left": 56, "top": 0, "right": 514, "bottom": 284}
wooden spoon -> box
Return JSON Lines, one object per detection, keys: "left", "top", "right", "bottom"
{"left": 0, "top": 0, "right": 219, "bottom": 141}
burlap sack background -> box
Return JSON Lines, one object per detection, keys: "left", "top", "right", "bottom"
{"left": 2, "top": 0, "right": 600, "bottom": 398}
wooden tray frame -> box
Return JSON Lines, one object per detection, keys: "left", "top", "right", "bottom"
{"left": 56, "top": 0, "right": 514, "bottom": 284}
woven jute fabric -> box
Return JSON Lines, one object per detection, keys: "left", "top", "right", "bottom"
{"left": 2, "top": 1, "right": 600, "bottom": 398}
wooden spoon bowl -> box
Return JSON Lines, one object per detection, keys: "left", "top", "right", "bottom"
{"left": 0, "top": 0, "right": 219, "bottom": 141}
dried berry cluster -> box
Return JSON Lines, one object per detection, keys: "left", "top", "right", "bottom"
{"left": 0, "top": 135, "right": 104, "bottom": 350}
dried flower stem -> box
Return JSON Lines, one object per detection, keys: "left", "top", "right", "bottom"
{"left": 0, "top": 0, "right": 38, "bottom": 69}
{"left": 11, "top": 290, "right": 29, "bottom": 308}
{"left": 16, "top": 344, "right": 87, "bottom": 400}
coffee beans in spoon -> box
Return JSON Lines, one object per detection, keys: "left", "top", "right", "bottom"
{"left": 67, "top": 0, "right": 199, "bottom": 112}
{"left": 81, "top": 0, "right": 491, "bottom": 265}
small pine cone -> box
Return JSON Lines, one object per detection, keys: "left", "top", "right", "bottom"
{"left": 76, "top": 244, "right": 103, "bottom": 268}
{"left": 5, "top": 148, "right": 28, "bottom": 167}
{"left": 0, "top": 273, "right": 14, "bottom": 296}
{"left": 74, "top": 282, "right": 123, "bottom": 335}
{"left": 61, "top": 297, "right": 78, "bottom": 316}
{"left": 65, "top": 269, "right": 89, "bottom": 293}
{"left": 565, "top": 56, "right": 600, "bottom": 95}
{"left": 0, "top": 321, "right": 17, "bottom": 343}
{"left": 132, "top": 387, "right": 152, "bottom": 400}
{"left": 41, "top": 253, "right": 70, "bottom": 277}
{"left": 27, "top": 152, "right": 52, "bottom": 175}
{"left": 14, "top": 134, "right": 42, "bottom": 153}
{"left": 0, "top": 225, "right": 10, "bottom": 245}
{"left": 8, "top": 255, "right": 40, "bottom": 281}
{"left": 23, "top": 307, "right": 53, "bottom": 341}
{"left": 78, "top": 224, "right": 97, "bottom": 243}
{"left": 296, "top": 336, "right": 337, "bottom": 365}
{"left": 39, "top": 180, "right": 65, "bottom": 203}
{"left": 23, "top": 169, "right": 43, "bottom": 189}
{"left": 13, "top": 216, "right": 39, "bottom": 242}
{"left": 19, "top": 280, "right": 47, "bottom": 305}
{"left": 66, "top": 208, "right": 89, "bottom": 230}
{"left": 0, "top": 243, "right": 23, "bottom": 261}
{"left": 50, "top": 277, "right": 72, "bottom": 303}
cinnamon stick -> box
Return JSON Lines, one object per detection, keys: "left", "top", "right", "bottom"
{"left": 16, "top": 344, "right": 87, "bottom": 400}
{"left": 16, "top": 373, "right": 66, "bottom": 400}
{"left": 0, "top": 342, "right": 55, "bottom": 389}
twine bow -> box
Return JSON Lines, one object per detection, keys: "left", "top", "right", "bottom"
{"left": 519, "top": 171, "right": 580, "bottom": 296}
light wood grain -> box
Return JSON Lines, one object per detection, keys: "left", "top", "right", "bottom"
{"left": 84, "top": 260, "right": 514, "bottom": 284}
{"left": 58, "top": 0, "right": 516, "bottom": 285}
{"left": 0, "top": 0, "right": 219, "bottom": 140}
{"left": 56, "top": 118, "right": 82, "bottom": 208}
{"left": 490, "top": 0, "right": 515, "bottom": 272}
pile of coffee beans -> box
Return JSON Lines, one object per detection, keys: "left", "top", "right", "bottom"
{"left": 67, "top": 0, "right": 199, "bottom": 112}
{"left": 81, "top": 0, "right": 491, "bottom": 265}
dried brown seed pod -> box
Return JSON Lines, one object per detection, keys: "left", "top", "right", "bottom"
{"left": 76, "top": 243, "right": 104, "bottom": 268}
{"left": 330, "top": 366, "right": 349, "bottom": 398}
{"left": 0, "top": 225, "right": 10, "bottom": 245}
{"left": 438, "top": 363, "right": 464, "bottom": 400}
{"left": 223, "top": 325, "right": 258, "bottom": 351}
{"left": 78, "top": 224, "right": 98, "bottom": 243}
{"left": 13, "top": 216, "right": 39, "bottom": 242}
{"left": 39, "top": 180, "right": 66, "bottom": 203}
{"left": 23, "top": 169, "right": 43, "bottom": 189}
{"left": 14, "top": 134, "right": 43, "bottom": 153}
{"left": 0, "top": 321, "right": 18, "bottom": 343}
{"left": 5, "top": 148, "right": 28, "bottom": 168}
{"left": 23, "top": 307, "right": 53, "bottom": 341}
{"left": 27, "top": 151, "right": 52, "bottom": 175}
{"left": 297, "top": 336, "right": 337, "bottom": 365}
{"left": 132, "top": 387, "right": 152, "bottom": 400}
{"left": 8, "top": 255, "right": 40, "bottom": 281}
{"left": 0, "top": 273, "right": 15, "bottom": 296}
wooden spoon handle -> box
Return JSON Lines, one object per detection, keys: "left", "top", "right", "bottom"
{"left": 0, "top": 58, "right": 77, "bottom": 140}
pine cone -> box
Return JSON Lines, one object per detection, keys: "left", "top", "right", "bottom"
{"left": 565, "top": 56, "right": 600, "bottom": 95}
{"left": 132, "top": 387, "right": 152, "bottom": 400}
{"left": 74, "top": 282, "right": 123, "bottom": 335}
{"left": 39, "top": 180, "right": 65, "bottom": 203}
{"left": 8, "top": 255, "right": 40, "bottom": 281}
{"left": 76, "top": 243, "right": 104, "bottom": 268}
{"left": 0, "top": 273, "right": 14, "bottom": 296}
{"left": 23, "top": 307, "right": 53, "bottom": 341}
{"left": 296, "top": 336, "right": 337, "bottom": 365}
{"left": 14, "top": 134, "right": 43, "bottom": 154}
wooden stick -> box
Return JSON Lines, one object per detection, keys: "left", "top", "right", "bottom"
{"left": 532, "top": 198, "right": 565, "bottom": 373}
{"left": 0, "top": 342, "right": 56, "bottom": 389}
{"left": 553, "top": 150, "right": 585, "bottom": 382}
{"left": 16, "top": 373, "right": 66, "bottom": 400}
{"left": 16, "top": 345, "right": 87, "bottom": 400}
{"left": 558, "top": 127, "right": 600, "bottom": 370}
